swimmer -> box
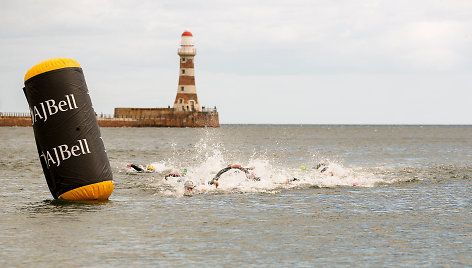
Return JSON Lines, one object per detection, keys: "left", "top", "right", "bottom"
{"left": 164, "top": 172, "right": 184, "bottom": 180}
{"left": 314, "top": 162, "right": 359, "bottom": 186}
{"left": 126, "top": 163, "right": 155, "bottom": 173}
{"left": 285, "top": 177, "right": 299, "bottom": 184}
{"left": 127, "top": 163, "right": 143, "bottom": 171}
{"left": 183, "top": 181, "right": 195, "bottom": 196}
{"left": 314, "top": 162, "right": 328, "bottom": 173}
{"left": 164, "top": 169, "right": 188, "bottom": 181}
{"left": 314, "top": 162, "right": 335, "bottom": 176}
{"left": 208, "top": 164, "right": 260, "bottom": 188}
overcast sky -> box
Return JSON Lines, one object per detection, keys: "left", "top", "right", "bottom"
{"left": 1, "top": 0, "right": 471, "bottom": 124}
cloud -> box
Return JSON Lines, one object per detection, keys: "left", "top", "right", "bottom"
{"left": 0, "top": 0, "right": 471, "bottom": 123}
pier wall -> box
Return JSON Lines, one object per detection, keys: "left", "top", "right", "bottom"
{"left": 112, "top": 108, "right": 219, "bottom": 127}
{"left": 0, "top": 116, "right": 32, "bottom": 127}
{"left": 0, "top": 109, "right": 219, "bottom": 128}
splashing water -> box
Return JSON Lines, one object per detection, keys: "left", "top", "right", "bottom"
{"left": 120, "top": 131, "right": 404, "bottom": 197}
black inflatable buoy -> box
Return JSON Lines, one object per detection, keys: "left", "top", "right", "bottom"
{"left": 23, "top": 58, "right": 113, "bottom": 200}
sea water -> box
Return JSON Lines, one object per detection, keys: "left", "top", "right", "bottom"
{"left": 0, "top": 125, "right": 471, "bottom": 267}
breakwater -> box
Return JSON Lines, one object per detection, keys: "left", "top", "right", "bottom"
{"left": 0, "top": 109, "right": 219, "bottom": 128}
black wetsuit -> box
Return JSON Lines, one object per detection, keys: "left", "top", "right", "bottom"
{"left": 130, "top": 164, "right": 143, "bottom": 172}
{"left": 214, "top": 166, "right": 232, "bottom": 179}
{"left": 164, "top": 173, "right": 184, "bottom": 180}
{"left": 209, "top": 166, "right": 260, "bottom": 185}
{"left": 315, "top": 163, "right": 328, "bottom": 173}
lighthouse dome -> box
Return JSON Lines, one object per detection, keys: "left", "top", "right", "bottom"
{"left": 180, "top": 29, "right": 194, "bottom": 48}
{"left": 182, "top": 29, "right": 193, "bottom": 36}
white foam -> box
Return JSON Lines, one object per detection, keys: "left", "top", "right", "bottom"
{"left": 121, "top": 134, "right": 400, "bottom": 197}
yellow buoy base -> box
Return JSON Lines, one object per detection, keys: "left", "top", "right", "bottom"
{"left": 59, "top": 181, "right": 114, "bottom": 201}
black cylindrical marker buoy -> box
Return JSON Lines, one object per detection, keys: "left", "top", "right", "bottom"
{"left": 23, "top": 58, "right": 113, "bottom": 200}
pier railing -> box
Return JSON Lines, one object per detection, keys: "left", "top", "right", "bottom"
{"left": 201, "top": 107, "right": 218, "bottom": 113}
{"left": 97, "top": 113, "right": 114, "bottom": 119}
{"left": 0, "top": 112, "right": 30, "bottom": 117}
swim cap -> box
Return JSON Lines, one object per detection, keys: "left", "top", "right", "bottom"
{"left": 147, "top": 165, "right": 155, "bottom": 171}
{"left": 183, "top": 169, "right": 188, "bottom": 173}
{"left": 300, "top": 165, "right": 307, "bottom": 170}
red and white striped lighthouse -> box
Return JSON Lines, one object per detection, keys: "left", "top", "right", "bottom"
{"left": 173, "top": 29, "right": 201, "bottom": 112}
